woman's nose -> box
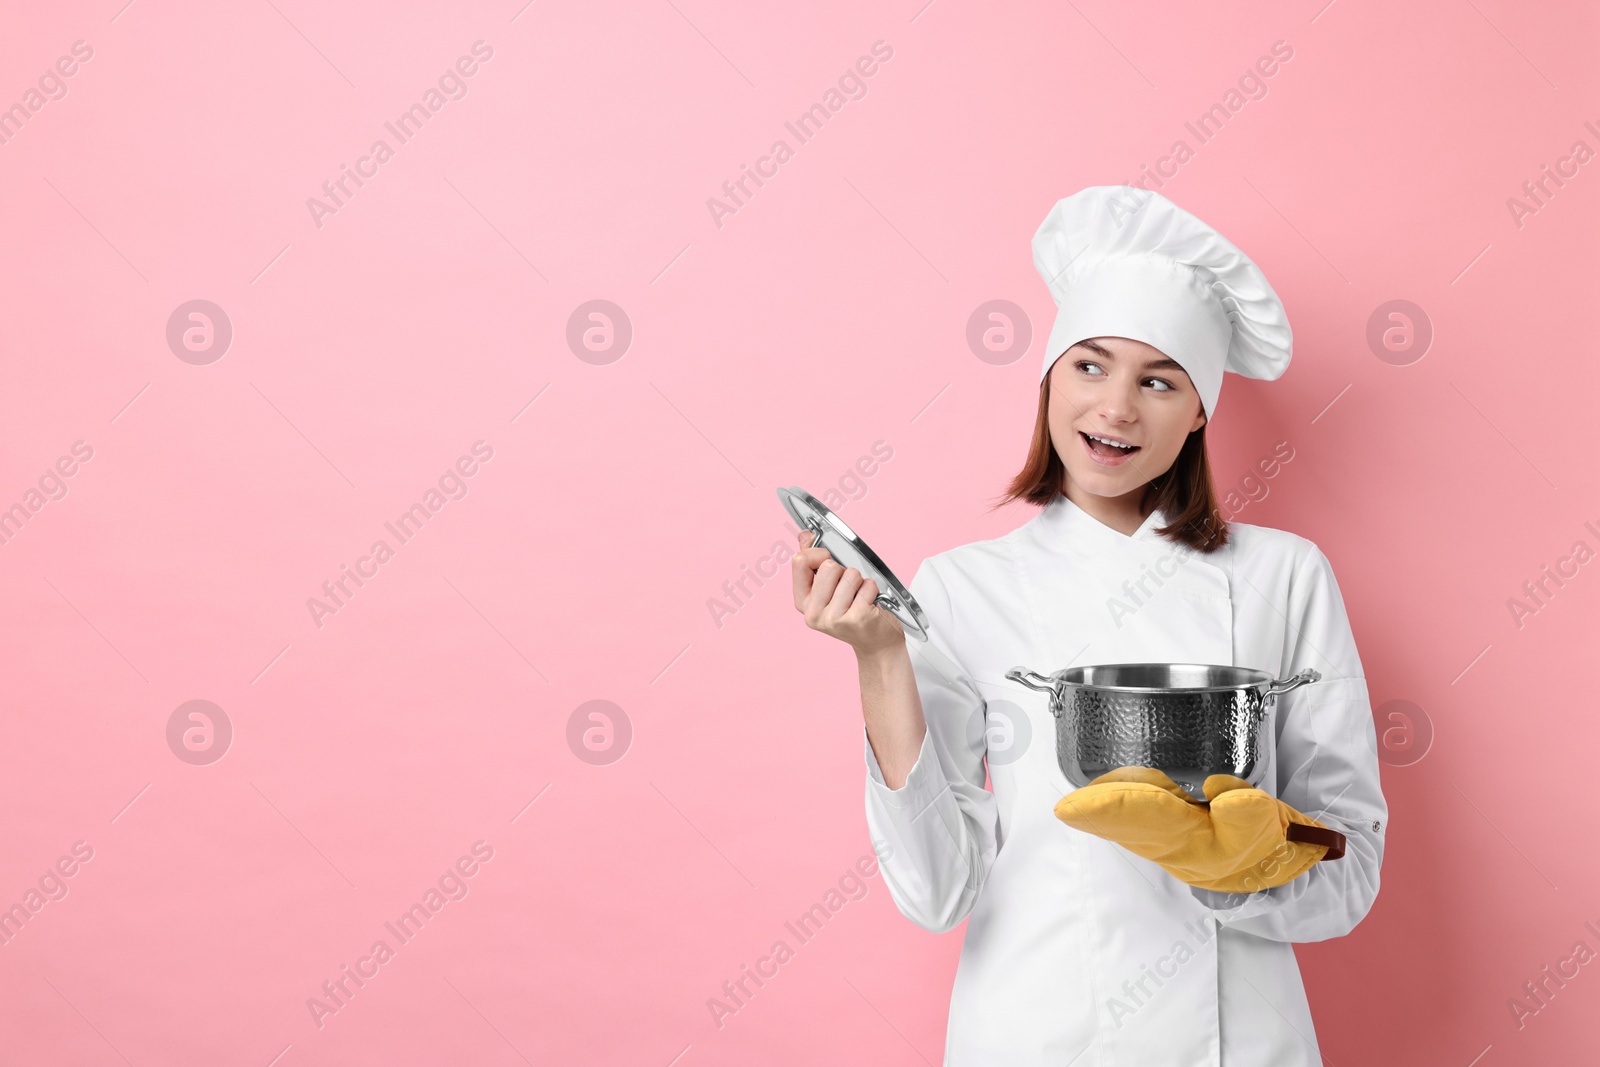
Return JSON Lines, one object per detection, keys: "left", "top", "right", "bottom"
{"left": 1096, "top": 379, "right": 1140, "bottom": 421}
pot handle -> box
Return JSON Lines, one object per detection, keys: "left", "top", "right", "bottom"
{"left": 1265, "top": 667, "right": 1321, "bottom": 699}
{"left": 1005, "top": 666, "right": 1056, "bottom": 694}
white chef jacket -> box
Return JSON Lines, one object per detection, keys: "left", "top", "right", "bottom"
{"left": 863, "top": 494, "right": 1386, "bottom": 1066}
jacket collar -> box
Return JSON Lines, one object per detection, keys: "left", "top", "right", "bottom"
{"left": 1023, "top": 489, "right": 1234, "bottom": 609}
{"left": 1034, "top": 492, "right": 1171, "bottom": 552}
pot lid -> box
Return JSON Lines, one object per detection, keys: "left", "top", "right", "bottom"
{"left": 777, "top": 485, "right": 928, "bottom": 642}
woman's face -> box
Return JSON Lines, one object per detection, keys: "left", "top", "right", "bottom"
{"left": 1047, "top": 336, "right": 1207, "bottom": 500}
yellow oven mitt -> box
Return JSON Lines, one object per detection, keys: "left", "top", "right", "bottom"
{"left": 1052, "top": 767, "right": 1346, "bottom": 893}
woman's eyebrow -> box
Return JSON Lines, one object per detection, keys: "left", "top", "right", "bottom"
{"left": 1142, "top": 357, "right": 1186, "bottom": 371}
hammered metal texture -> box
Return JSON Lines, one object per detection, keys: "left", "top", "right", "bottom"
{"left": 1054, "top": 688, "right": 1269, "bottom": 792}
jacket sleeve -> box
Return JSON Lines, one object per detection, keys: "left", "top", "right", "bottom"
{"left": 1191, "top": 543, "right": 1389, "bottom": 941}
{"left": 863, "top": 556, "right": 1002, "bottom": 934}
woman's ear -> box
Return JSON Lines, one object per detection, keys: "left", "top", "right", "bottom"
{"left": 1191, "top": 407, "right": 1207, "bottom": 433}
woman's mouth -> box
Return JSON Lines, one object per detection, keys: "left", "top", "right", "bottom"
{"left": 1079, "top": 431, "right": 1141, "bottom": 467}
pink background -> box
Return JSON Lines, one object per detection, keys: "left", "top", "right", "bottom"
{"left": 2, "top": 1, "right": 1596, "bottom": 1064}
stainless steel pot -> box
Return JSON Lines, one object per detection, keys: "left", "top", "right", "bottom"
{"left": 1005, "top": 663, "right": 1321, "bottom": 801}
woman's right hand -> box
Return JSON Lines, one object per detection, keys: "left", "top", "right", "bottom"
{"left": 791, "top": 529, "right": 906, "bottom": 658}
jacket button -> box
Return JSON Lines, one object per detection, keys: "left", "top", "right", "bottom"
{"left": 1372, "top": 820, "right": 1382, "bottom": 833}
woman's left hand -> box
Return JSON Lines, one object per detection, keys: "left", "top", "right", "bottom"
{"left": 1052, "top": 768, "right": 1346, "bottom": 893}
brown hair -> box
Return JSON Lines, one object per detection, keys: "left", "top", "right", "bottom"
{"left": 987, "top": 363, "right": 1231, "bottom": 553}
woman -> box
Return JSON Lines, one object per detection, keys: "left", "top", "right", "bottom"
{"left": 792, "top": 186, "right": 1386, "bottom": 1065}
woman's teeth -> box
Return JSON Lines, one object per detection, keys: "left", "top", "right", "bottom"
{"left": 1082, "top": 432, "right": 1138, "bottom": 456}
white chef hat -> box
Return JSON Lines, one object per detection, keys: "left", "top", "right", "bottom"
{"left": 1032, "top": 185, "right": 1291, "bottom": 419}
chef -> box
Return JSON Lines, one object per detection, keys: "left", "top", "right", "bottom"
{"left": 792, "top": 185, "right": 1387, "bottom": 1065}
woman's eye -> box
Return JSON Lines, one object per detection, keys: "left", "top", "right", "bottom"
{"left": 1144, "top": 378, "right": 1173, "bottom": 392}
{"left": 1075, "top": 361, "right": 1104, "bottom": 376}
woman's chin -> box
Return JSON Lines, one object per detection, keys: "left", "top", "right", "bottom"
{"left": 1065, "top": 468, "right": 1144, "bottom": 497}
